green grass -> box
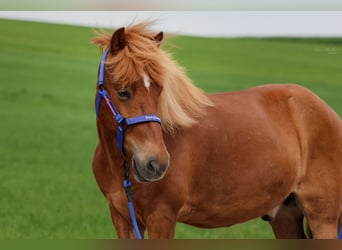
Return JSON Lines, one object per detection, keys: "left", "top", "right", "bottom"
{"left": 0, "top": 19, "right": 341, "bottom": 239}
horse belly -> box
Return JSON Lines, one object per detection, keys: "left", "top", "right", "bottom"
{"left": 176, "top": 132, "right": 300, "bottom": 228}
{"left": 179, "top": 136, "right": 300, "bottom": 227}
{"left": 177, "top": 164, "right": 297, "bottom": 228}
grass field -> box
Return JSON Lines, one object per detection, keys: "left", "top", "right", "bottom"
{"left": 0, "top": 19, "right": 341, "bottom": 239}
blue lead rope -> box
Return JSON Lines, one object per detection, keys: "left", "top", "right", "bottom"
{"left": 124, "top": 179, "right": 142, "bottom": 239}
{"left": 339, "top": 227, "right": 342, "bottom": 239}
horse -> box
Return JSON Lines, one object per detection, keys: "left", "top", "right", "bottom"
{"left": 91, "top": 23, "right": 342, "bottom": 239}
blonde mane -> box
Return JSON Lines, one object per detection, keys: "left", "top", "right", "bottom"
{"left": 92, "top": 23, "right": 214, "bottom": 133}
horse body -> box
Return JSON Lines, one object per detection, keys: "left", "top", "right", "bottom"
{"left": 92, "top": 24, "right": 342, "bottom": 239}
{"left": 94, "top": 83, "right": 342, "bottom": 238}
{"left": 166, "top": 85, "right": 301, "bottom": 227}
{"left": 176, "top": 84, "right": 342, "bottom": 234}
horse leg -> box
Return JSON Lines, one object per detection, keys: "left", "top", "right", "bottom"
{"left": 295, "top": 184, "right": 340, "bottom": 239}
{"left": 269, "top": 194, "right": 307, "bottom": 239}
{"left": 109, "top": 202, "right": 145, "bottom": 239}
{"left": 145, "top": 209, "right": 177, "bottom": 239}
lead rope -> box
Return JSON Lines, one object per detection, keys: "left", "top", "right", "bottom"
{"left": 123, "top": 160, "right": 143, "bottom": 239}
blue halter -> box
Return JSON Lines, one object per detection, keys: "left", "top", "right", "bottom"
{"left": 95, "top": 49, "right": 162, "bottom": 239}
{"left": 95, "top": 49, "right": 162, "bottom": 155}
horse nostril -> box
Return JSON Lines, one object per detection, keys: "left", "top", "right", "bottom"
{"left": 146, "top": 159, "right": 158, "bottom": 173}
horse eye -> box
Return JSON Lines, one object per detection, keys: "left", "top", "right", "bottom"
{"left": 117, "top": 89, "right": 131, "bottom": 100}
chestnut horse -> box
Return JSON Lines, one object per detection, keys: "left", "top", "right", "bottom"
{"left": 92, "top": 23, "right": 342, "bottom": 239}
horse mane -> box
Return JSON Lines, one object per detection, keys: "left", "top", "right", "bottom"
{"left": 92, "top": 22, "right": 214, "bottom": 133}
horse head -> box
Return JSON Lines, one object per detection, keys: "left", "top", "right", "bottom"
{"left": 94, "top": 26, "right": 170, "bottom": 183}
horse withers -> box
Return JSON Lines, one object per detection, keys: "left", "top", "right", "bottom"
{"left": 92, "top": 23, "right": 342, "bottom": 239}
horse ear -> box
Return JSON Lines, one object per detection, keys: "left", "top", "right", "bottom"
{"left": 110, "top": 27, "right": 126, "bottom": 54}
{"left": 154, "top": 32, "right": 163, "bottom": 47}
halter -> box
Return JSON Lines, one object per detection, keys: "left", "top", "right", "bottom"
{"left": 95, "top": 49, "right": 162, "bottom": 239}
{"left": 95, "top": 49, "right": 162, "bottom": 155}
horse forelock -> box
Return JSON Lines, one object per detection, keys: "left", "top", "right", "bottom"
{"left": 92, "top": 22, "right": 214, "bottom": 133}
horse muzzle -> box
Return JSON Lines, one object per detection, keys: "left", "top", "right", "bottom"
{"left": 133, "top": 156, "right": 170, "bottom": 183}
